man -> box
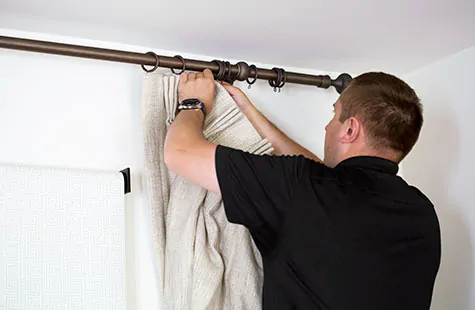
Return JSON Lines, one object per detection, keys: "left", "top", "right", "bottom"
{"left": 164, "top": 69, "right": 441, "bottom": 309}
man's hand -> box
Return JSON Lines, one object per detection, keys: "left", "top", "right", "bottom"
{"left": 178, "top": 69, "right": 216, "bottom": 113}
{"left": 220, "top": 81, "right": 254, "bottom": 114}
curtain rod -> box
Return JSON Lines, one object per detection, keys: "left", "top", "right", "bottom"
{"left": 0, "top": 35, "right": 352, "bottom": 93}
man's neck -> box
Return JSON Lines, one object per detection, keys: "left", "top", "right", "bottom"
{"left": 340, "top": 148, "right": 401, "bottom": 165}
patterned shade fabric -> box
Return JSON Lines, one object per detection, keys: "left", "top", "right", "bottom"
{"left": 0, "top": 165, "right": 126, "bottom": 310}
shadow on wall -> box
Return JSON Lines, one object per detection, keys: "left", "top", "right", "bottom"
{"left": 402, "top": 100, "right": 473, "bottom": 310}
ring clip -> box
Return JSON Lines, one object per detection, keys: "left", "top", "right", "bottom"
{"left": 170, "top": 55, "right": 186, "bottom": 75}
{"left": 246, "top": 65, "right": 258, "bottom": 89}
{"left": 141, "top": 51, "right": 160, "bottom": 73}
{"left": 269, "top": 67, "right": 286, "bottom": 92}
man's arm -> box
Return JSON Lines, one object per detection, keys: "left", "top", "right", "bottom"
{"left": 221, "top": 83, "right": 322, "bottom": 163}
{"left": 164, "top": 69, "right": 220, "bottom": 193}
{"left": 165, "top": 69, "right": 322, "bottom": 195}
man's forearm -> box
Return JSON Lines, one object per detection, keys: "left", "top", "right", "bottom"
{"left": 164, "top": 110, "right": 220, "bottom": 193}
{"left": 242, "top": 105, "right": 322, "bottom": 162}
{"left": 220, "top": 82, "right": 322, "bottom": 162}
{"left": 165, "top": 110, "right": 205, "bottom": 152}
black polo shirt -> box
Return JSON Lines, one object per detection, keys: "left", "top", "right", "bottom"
{"left": 215, "top": 145, "right": 441, "bottom": 310}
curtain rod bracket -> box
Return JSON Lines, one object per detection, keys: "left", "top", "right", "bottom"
{"left": 120, "top": 168, "right": 131, "bottom": 194}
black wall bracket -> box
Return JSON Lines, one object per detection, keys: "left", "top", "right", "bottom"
{"left": 120, "top": 168, "right": 131, "bottom": 194}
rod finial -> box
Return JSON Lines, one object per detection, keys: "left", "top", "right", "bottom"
{"left": 332, "top": 73, "right": 353, "bottom": 94}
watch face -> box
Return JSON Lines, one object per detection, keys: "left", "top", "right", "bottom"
{"left": 181, "top": 98, "right": 200, "bottom": 106}
{"left": 177, "top": 98, "right": 206, "bottom": 116}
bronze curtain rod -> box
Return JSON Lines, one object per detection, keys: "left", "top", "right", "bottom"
{"left": 0, "top": 35, "right": 352, "bottom": 93}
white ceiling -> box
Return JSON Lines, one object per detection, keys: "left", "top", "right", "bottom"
{"left": 1, "top": 0, "right": 474, "bottom": 75}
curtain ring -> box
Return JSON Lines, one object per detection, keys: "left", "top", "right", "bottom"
{"left": 268, "top": 68, "right": 286, "bottom": 92}
{"left": 170, "top": 55, "right": 186, "bottom": 75}
{"left": 268, "top": 68, "right": 277, "bottom": 90}
{"left": 277, "top": 68, "right": 286, "bottom": 92}
{"left": 246, "top": 65, "right": 258, "bottom": 89}
{"left": 269, "top": 67, "right": 283, "bottom": 92}
{"left": 141, "top": 51, "right": 160, "bottom": 73}
{"left": 211, "top": 60, "right": 226, "bottom": 80}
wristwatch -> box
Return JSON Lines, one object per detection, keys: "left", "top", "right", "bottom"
{"left": 177, "top": 98, "right": 206, "bottom": 117}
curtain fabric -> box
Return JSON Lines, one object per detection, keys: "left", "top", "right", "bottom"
{"left": 142, "top": 73, "right": 273, "bottom": 309}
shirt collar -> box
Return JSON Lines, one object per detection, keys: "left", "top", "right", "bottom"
{"left": 336, "top": 156, "right": 399, "bottom": 175}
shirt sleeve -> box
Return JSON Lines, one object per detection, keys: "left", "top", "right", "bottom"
{"left": 215, "top": 144, "right": 312, "bottom": 253}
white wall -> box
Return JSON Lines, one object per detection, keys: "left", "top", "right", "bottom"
{"left": 0, "top": 28, "right": 339, "bottom": 310}
{"left": 402, "top": 46, "right": 475, "bottom": 310}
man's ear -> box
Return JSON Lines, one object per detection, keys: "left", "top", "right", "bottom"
{"left": 339, "top": 116, "right": 361, "bottom": 143}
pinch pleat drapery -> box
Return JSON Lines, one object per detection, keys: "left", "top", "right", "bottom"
{"left": 141, "top": 73, "right": 273, "bottom": 309}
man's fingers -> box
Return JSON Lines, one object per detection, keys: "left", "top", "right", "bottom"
{"left": 221, "top": 83, "right": 232, "bottom": 91}
{"left": 180, "top": 72, "right": 188, "bottom": 83}
{"left": 203, "top": 69, "right": 214, "bottom": 80}
{"left": 180, "top": 70, "right": 213, "bottom": 83}
{"left": 221, "top": 82, "right": 240, "bottom": 94}
{"left": 183, "top": 69, "right": 214, "bottom": 81}
{"left": 221, "top": 83, "right": 235, "bottom": 93}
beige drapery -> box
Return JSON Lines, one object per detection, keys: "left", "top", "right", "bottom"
{"left": 141, "top": 73, "right": 273, "bottom": 309}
